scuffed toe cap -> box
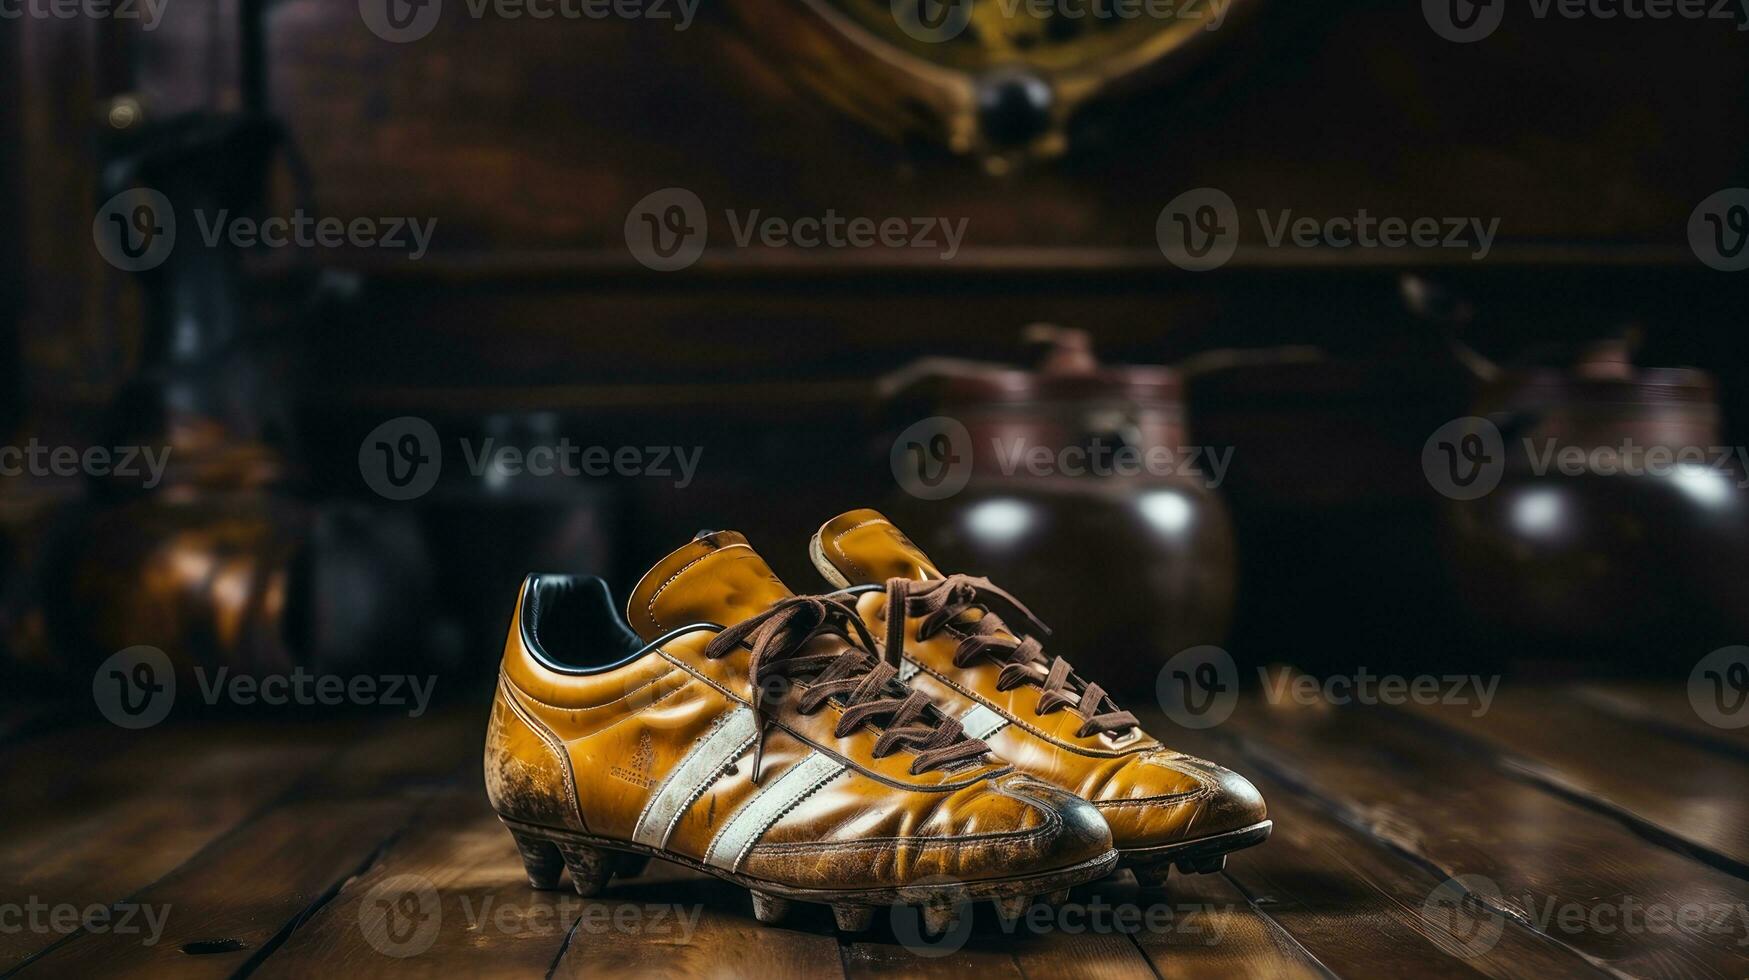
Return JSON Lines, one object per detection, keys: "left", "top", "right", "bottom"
{"left": 739, "top": 772, "right": 1114, "bottom": 890}
{"left": 1092, "top": 751, "right": 1268, "bottom": 849}
{"left": 990, "top": 773, "right": 1115, "bottom": 872}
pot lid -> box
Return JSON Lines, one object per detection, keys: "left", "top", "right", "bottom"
{"left": 1485, "top": 338, "right": 1716, "bottom": 410}
{"left": 879, "top": 324, "right": 1181, "bottom": 405}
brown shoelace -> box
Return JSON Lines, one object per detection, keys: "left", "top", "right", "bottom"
{"left": 883, "top": 575, "right": 1140, "bottom": 739}
{"left": 703, "top": 595, "right": 990, "bottom": 783}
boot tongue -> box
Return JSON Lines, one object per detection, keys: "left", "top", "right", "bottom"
{"left": 626, "top": 531, "right": 794, "bottom": 640}
{"left": 810, "top": 509, "right": 941, "bottom": 588}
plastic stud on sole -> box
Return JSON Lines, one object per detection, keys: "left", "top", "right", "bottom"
{"left": 612, "top": 854, "right": 651, "bottom": 880}
{"left": 1177, "top": 854, "right": 1227, "bottom": 875}
{"left": 750, "top": 891, "right": 791, "bottom": 925}
{"left": 555, "top": 843, "right": 612, "bottom": 897}
{"left": 509, "top": 831, "right": 566, "bottom": 891}
{"left": 832, "top": 905, "right": 875, "bottom": 932}
{"left": 919, "top": 902, "right": 960, "bottom": 937}
{"left": 1133, "top": 863, "right": 1174, "bottom": 888}
{"left": 993, "top": 895, "right": 1029, "bottom": 926}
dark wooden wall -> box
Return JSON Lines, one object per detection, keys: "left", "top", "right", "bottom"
{"left": 249, "top": 1, "right": 1741, "bottom": 251}
{"left": 1, "top": 21, "right": 20, "bottom": 433}
{"left": 5, "top": 0, "right": 1748, "bottom": 679}
{"left": 9, "top": 0, "right": 1748, "bottom": 416}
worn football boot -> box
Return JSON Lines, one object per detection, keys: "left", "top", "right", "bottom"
{"left": 484, "top": 531, "right": 1116, "bottom": 931}
{"left": 810, "top": 509, "right": 1271, "bottom": 887}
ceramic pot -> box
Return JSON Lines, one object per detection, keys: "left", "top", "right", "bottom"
{"left": 882, "top": 326, "right": 1236, "bottom": 695}
{"left": 1441, "top": 341, "right": 1749, "bottom": 653}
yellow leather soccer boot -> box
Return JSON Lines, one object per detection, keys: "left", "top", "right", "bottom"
{"left": 810, "top": 509, "right": 1270, "bottom": 886}
{"left": 484, "top": 530, "right": 1117, "bottom": 931}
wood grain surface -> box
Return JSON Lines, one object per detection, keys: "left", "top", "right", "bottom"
{"left": 5, "top": 682, "right": 1746, "bottom": 978}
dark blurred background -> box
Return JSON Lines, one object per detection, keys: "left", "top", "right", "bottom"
{"left": 3, "top": 0, "right": 1748, "bottom": 709}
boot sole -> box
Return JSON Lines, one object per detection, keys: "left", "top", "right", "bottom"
{"left": 1118, "top": 819, "right": 1273, "bottom": 886}
{"left": 500, "top": 815, "right": 1118, "bottom": 932}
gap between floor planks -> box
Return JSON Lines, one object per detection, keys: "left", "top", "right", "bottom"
{"left": 1168, "top": 690, "right": 1749, "bottom": 978}
{"left": 0, "top": 718, "right": 369, "bottom": 969}
{"left": 1394, "top": 684, "right": 1749, "bottom": 878}
{"left": 7, "top": 708, "right": 483, "bottom": 979}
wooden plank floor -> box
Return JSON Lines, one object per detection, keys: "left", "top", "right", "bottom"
{"left": 3, "top": 679, "right": 1746, "bottom": 979}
